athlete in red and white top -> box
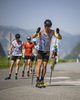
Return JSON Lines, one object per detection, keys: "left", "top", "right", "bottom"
{"left": 21, "top": 36, "right": 34, "bottom": 77}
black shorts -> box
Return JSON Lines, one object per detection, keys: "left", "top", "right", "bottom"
{"left": 31, "top": 56, "right": 37, "bottom": 61}
{"left": 37, "top": 50, "right": 50, "bottom": 62}
{"left": 51, "top": 54, "right": 57, "bottom": 59}
{"left": 11, "top": 56, "right": 22, "bottom": 61}
{"left": 24, "top": 56, "right": 32, "bottom": 60}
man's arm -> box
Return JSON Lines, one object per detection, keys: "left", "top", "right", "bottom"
{"left": 52, "top": 29, "right": 62, "bottom": 40}
{"left": 32, "top": 48, "right": 34, "bottom": 55}
{"left": 51, "top": 51, "right": 54, "bottom": 57}
{"left": 32, "top": 27, "right": 42, "bottom": 38}
{"left": 8, "top": 42, "right": 13, "bottom": 55}
{"left": 22, "top": 45, "right": 25, "bottom": 56}
{"left": 55, "top": 51, "right": 59, "bottom": 59}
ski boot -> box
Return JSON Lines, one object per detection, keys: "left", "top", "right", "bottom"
{"left": 27, "top": 71, "right": 30, "bottom": 77}
{"left": 22, "top": 71, "right": 24, "bottom": 77}
{"left": 5, "top": 76, "right": 11, "bottom": 80}
{"left": 5, "top": 74, "right": 11, "bottom": 80}
{"left": 30, "top": 68, "right": 32, "bottom": 74}
{"left": 33, "top": 68, "right": 35, "bottom": 74}
{"left": 36, "top": 80, "right": 42, "bottom": 88}
{"left": 15, "top": 73, "right": 18, "bottom": 80}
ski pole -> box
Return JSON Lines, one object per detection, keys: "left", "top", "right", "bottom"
{"left": 49, "top": 28, "right": 58, "bottom": 84}
{"left": 31, "top": 68, "right": 34, "bottom": 85}
{"left": 49, "top": 39, "right": 57, "bottom": 84}
{"left": 31, "top": 27, "right": 41, "bottom": 85}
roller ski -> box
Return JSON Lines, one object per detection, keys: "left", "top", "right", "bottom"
{"left": 5, "top": 76, "right": 11, "bottom": 80}
{"left": 36, "top": 80, "right": 46, "bottom": 88}
{"left": 36, "top": 80, "right": 42, "bottom": 88}
{"left": 5, "top": 74, "right": 11, "bottom": 80}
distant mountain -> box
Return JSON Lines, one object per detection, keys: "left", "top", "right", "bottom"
{"left": 0, "top": 42, "right": 6, "bottom": 57}
{"left": 64, "top": 42, "right": 80, "bottom": 60}
{"left": 59, "top": 30, "right": 80, "bottom": 58}
{"left": 0, "top": 25, "right": 80, "bottom": 58}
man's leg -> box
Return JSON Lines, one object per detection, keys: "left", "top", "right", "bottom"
{"left": 5, "top": 60, "right": 15, "bottom": 80}
{"left": 15, "top": 59, "right": 20, "bottom": 79}
{"left": 33, "top": 60, "right": 36, "bottom": 73}
{"left": 41, "top": 61, "right": 47, "bottom": 78}
{"left": 22, "top": 59, "right": 27, "bottom": 77}
{"left": 36, "top": 59, "right": 42, "bottom": 81}
{"left": 39, "top": 61, "right": 47, "bottom": 87}
{"left": 40, "top": 51, "right": 49, "bottom": 87}
{"left": 50, "top": 58, "right": 54, "bottom": 68}
{"left": 30, "top": 61, "right": 33, "bottom": 74}
{"left": 36, "top": 59, "right": 43, "bottom": 87}
{"left": 27, "top": 59, "right": 31, "bottom": 77}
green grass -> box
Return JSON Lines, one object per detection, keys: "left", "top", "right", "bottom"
{"left": 0, "top": 57, "right": 10, "bottom": 69}
{"left": 58, "top": 59, "right": 75, "bottom": 63}
{"left": 0, "top": 57, "right": 24, "bottom": 69}
{"left": 0, "top": 57, "right": 76, "bottom": 69}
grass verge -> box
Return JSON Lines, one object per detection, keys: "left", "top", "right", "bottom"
{"left": 0, "top": 57, "right": 76, "bottom": 69}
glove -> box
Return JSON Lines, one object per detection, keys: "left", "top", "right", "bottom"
{"left": 36, "top": 27, "right": 41, "bottom": 33}
{"left": 8, "top": 54, "right": 11, "bottom": 60}
{"left": 56, "top": 28, "right": 60, "bottom": 33}
{"left": 22, "top": 55, "right": 25, "bottom": 59}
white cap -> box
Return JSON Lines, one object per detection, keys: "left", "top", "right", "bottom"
{"left": 33, "top": 38, "right": 36, "bottom": 42}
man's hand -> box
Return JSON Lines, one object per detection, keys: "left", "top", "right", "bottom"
{"left": 8, "top": 54, "right": 11, "bottom": 60}
{"left": 36, "top": 27, "right": 41, "bottom": 33}
{"left": 56, "top": 28, "right": 60, "bottom": 33}
{"left": 22, "top": 55, "right": 25, "bottom": 59}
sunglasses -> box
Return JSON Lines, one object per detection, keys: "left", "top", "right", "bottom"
{"left": 27, "top": 39, "right": 31, "bottom": 40}
{"left": 16, "top": 38, "right": 20, "bottom": 39}
{"left": 45, "top": 26, "right": 51, "bottom": 29}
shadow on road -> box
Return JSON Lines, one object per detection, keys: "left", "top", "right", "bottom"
{"left": 46, "top": 84, "right": 75, "bottom": 87}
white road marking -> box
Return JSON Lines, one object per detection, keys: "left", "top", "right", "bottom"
{"left": 45, "top": 77, "right": 70, "bottom": 80}
{"left": 45, "top": 77, "right": 80, "bottom": 85}
{"left": 46, "top": 80, "right": 80, "bottom": 86}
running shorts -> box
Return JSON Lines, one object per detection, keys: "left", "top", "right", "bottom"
{"left": 24, "top": 56, "right": 32, "bottom": 60}
{"left": 11, "top": 56, "right": 22, "bottom": 61}
{"left": 37, "top": 50, "right": 50, "bottom": 62}
{"left": 31, "top": 56, "right": 37, "bottom": 61}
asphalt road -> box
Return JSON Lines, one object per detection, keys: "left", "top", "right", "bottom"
{"left": 0, "top": 62, "right": 80, "bottom": 100}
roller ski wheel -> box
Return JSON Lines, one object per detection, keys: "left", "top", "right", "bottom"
{"left": 42, "top": 83, "right": 46, "bottom": 88}
{"left": 40, "top": 80, "right": 46, "bottom": 88}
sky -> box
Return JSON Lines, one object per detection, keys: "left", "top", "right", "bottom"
{"left": 0, "top": 0, "right": 80, "bottom": 35}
